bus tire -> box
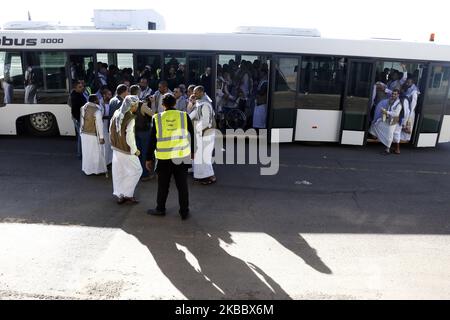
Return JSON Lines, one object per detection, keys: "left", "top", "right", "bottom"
{"left": 26, "top": 112, "right": 59, "bottom": 136}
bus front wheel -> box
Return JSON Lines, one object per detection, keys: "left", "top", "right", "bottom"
{"left": 26, "top": 112, "right": 59, "bottom": 136}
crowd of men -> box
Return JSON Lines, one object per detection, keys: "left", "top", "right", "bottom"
{"left": 69, "top": 69, "right": 218, "bottom": 217}
{"left": 215, "top": 60, "right": 269, "bottom": 129}
{"left": 71, "top": 57, "right": 269, "bottom": 131}
{"left": 368, "top": 64, "right": 420, "bottom": 155}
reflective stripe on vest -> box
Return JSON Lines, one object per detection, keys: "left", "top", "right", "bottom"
{"left": 154, "top": 110, "right": 190, "bottom": 160}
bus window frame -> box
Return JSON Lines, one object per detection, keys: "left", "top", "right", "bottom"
{"left": 339, "top": 58, "right": 377, "bottom": 146}
{"left": 65, "top": 50, "right": 97, "bottom": 93}
{"left": 268, "top": 54, "right": 301, "bottom": 137}
{"left": 7, "top": 46, "right": 448, "bottom": 147}
{"left": 185, "top": 52, "right": 216, "bottom": 101}
{"left": 414, "top": 62, "right": 450, "bottom": 147}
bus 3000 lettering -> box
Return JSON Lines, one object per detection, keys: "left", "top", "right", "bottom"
{"left": 41, "top": 38, "right": 64, "bottom": 44}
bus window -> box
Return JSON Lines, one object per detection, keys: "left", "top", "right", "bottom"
{"left": 69, "top": 54, "right": 95, "bottom": 91}
{"left": 216, "top": 54, "right": 269, "bottom": 130}
{"left": 298, "top": 56, "right": 346, "bottom": 111}
{"left": 343, "top": 61, "right": 373, "bottom": 131}
{"left": 96, "top": 53, "right": 115, "bottom": 67}
{"left": 241, "top": 55, "right": 259, "bottom": 63}
{"left": 136, "top": 53, "right": 162, "bottom": 91}
{"left": 253, "top": 58, "right": 270, "bottom": 129}
{"left": 117, "top": 53, "right": 134, "bottom": 75}
{"left": 164, "top": 53, "right": 186, "bottom": 91}
{"left": 1, "top": 51, "right": 24, "bottom": 105}
{"left": 188, "top": 55, "right": 213, "bottom": 98}
{"left": 218, "top": 55, "right": 236, "bottom": 67}
{"left": 23, "top": 52, "right": 68, "bottom": 104}
{"left": 446, "top": 79, "right": 450, "bottom": 116}
{"left": 271, "top": 57, "right": 299, "bottom": 128}
{"left": 216, "top": 54, "right": 239, "bottom": 128}
{"left": 421, "top": 65, "right": 450, "bottom": 133}
{"left": 23, "top": 52, "right": 43, "bottom": 104}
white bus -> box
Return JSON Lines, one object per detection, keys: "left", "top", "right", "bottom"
{"left": 1, "top": 27, "right": 450, "bottom": 147}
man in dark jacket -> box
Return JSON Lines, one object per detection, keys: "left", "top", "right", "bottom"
{"left": 146, "top": 93, "right": 195, "bottom": 220}
{"left": 69, "top": 80, "right": 87, "bottom": 159}
{"left": 108, "top": 84, "right": 129, "bottom": 120}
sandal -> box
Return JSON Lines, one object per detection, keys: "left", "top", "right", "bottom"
{"left": 201, "top": 177, "right": 217, "bottom": 185}
{"left": 124, "top": 197, "right": 140, "bottom": 204}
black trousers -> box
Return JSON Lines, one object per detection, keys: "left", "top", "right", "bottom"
{"left": 156, "top": 159, "right": 189, "bottom": 215}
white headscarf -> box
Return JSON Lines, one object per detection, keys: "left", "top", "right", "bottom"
{"left": 114, "top": 95, "right": 139, "bottom": 134}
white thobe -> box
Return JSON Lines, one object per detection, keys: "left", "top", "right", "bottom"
{"left": 138, "top": 87, "right": 153, "bottom": 101}
{"left": 100, "top": 102, "right": 113, "bottom": 165}
{"left": 190, "top": 99, "right": 215, "bottom": 179}
{"left": 253, "top": 104, "right": 267, "bottom": 129}
{"left": 369, "top": 99, "right": 402, "bottom": 148}
{"left": 80, "top": 107, "right": 107, "bottom": 175}
{"left": 152, "top": 90, "right": 173, "bottom": 113}
{"left": 393, "top": 99, "right": 410, "bottom": 143}
{"left": 111, "top": 118, "right": 143, "bottom": 198}
{"left": 401, "top": 91, "right": 419, "bottom": 142}
{"left": 385, "top": 71, "right": 408, "bottom": 94}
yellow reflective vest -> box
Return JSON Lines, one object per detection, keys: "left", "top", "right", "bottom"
{"left": 154, "top": 110, "right": 190, "bottom": 160}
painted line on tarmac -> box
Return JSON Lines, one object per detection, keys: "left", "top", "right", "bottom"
{"left": 279, "top": 163, "right": 450, "bottom": 176}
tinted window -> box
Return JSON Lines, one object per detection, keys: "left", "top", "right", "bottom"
{"left": 189, "top": 55, "right": 213, "bottom": 97}
{"left": 446, "top": 81, "right": 450, "bottom": 115}
{"left": 343, "top": 61, "right": 373, "bottom": 131}
{"left": 272, "top": 57, "right": 299, "bottom": 128}
{"left": 136, "top": 53, "right": 161, "bottom": 91}
{"left": 422, "top": 65, "right": 450, "bottom": 132}
{"left": 216, "top": 54, "right": 270, "bottom": 129}
{"left": 0, "top": 51, "right": 24, "bottom": 105}
{"left": 117, "top": 53, "right": 134, "bottom": 72}
{"left": 298, "top": 56, "right": 346, "bottom": 110}
{"left": 164, "top": 53, "right": 186, "bottom": 91}
{"left": 22, "top": 51, "right": 68, "bottom": 104}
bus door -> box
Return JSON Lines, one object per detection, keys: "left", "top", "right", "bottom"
{"left": 67, "top": 52, "right": 96, "bottom": 93}
{"left": 340, "top": 59, "right": 375, "bottom": 146}
{"left": 269, "top": 55, "right": 299, "bottom": 143}
{"left": 414, "top": 63, "right": 450, "bottom": 147}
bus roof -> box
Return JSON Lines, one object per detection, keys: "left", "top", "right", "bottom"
{"left": 1, "top": 29, "right": 450, "bottom": 62}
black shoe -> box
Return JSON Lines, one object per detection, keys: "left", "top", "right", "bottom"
{"left": 180, "top": 211, "right": 190, "bottom": 220}
{"left": 147, "top": 208, "right": 166, "bottom": 216}
{"left": 117, "top": 197, "right": 126, "bottom": 205}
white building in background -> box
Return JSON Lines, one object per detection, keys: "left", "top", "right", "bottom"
{"left": 2, "top": 9, "right": 165, "bottom": 31}
{"left": 93, "top": 9, "right": 165, "bottom": 30}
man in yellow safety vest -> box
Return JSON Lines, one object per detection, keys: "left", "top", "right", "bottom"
{"left": 145, "top": 93, "right": 195, "bottom": 220}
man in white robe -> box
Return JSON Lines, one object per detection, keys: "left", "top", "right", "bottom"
{"left": 189, "top": 86, "right": 216, "bottom": 185}
{"left": 80, "top": 95, "right": 107, "bottom": 175}
{"left": 369, "top": 89, "right": 402, "bottom": 155}
{"left": 100, "top": 88, "right": 113, "bottom": 166}
{"left": 110, "top": 95, "right": 143, "bottom": 204}
{"left": 400, "top": 78, "right": 420, "bottom": 142}
{"left": 149, "top": 81, "right": 172, "bottom": 114}
{"left": 385, "top": 64, "right": 408, "bottom": 94}
{"left": 392, "top": 87, "right": 411, "bottom": 154}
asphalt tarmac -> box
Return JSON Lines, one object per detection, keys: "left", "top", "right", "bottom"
{"left": 0, "top": 136, "right": 449, "bottom": 299}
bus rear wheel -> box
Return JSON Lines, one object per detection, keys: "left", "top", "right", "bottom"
{"left": 26, "top": 112, "right": 59, "bottom": 136}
